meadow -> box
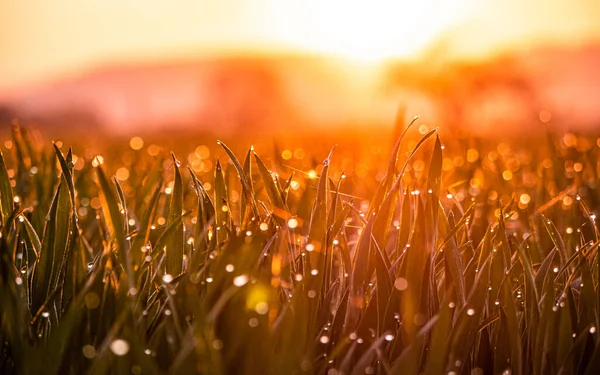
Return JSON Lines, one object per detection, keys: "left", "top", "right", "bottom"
{"left": 0, "top": 120, "right": 599, "bottom": 375}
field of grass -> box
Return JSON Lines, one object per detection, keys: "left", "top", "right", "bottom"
{"left": 1, "top": 121, "right": 599, "bottom": 374}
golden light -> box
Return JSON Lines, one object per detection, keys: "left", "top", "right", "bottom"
{"left": 2, "top": 0, "right": 599, "bottom": 91}
{"left": 519, "top": 193, "right": 531, "bottom": 205}
{"left": 129, "top": 136, "right": 144, "bottom": 150}
{"left": 287, "top": 218, "right": 299, "bottom": 229}
{"left": 273, "top": 0, "right": 474, "bottom": 61}
{"left": 115, "top": 167, "right": 130, "bottom": 181}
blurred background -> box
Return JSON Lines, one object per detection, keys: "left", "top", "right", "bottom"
{"left": 0, "top": 0, "right": 599, "bottom": 136}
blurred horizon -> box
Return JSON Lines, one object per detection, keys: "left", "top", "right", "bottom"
{"left": 1, "top": 0, "right": 600, "bottom": 92}
{"left": 1, "top": 0, "right": 599, "bottom": 135}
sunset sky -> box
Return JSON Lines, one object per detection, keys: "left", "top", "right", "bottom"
{"left": 1, "top": 0, "right": 599, "bottom": 92}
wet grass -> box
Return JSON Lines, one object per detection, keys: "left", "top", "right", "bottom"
{"left": 0, "top": 121, "right": 599, "bottom": 374}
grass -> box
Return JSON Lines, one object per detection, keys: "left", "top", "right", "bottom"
{"left": 0, "top": 121, "right": 599, "bottom": 374}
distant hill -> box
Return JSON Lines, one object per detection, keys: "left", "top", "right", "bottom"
{"left": 383, "top": 45, "right": 600, "bottom": 133}
{"left": 1, "top": 47, "right": 599, "bottom": 135}
{"left": 0, "top": 55, "right": 396, "bottom": 135}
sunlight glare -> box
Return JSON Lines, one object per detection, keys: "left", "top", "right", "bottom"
{"left": 272, "top": 0, "right": 473, "bottom": 61}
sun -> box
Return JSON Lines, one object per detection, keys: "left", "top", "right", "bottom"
{"left": 272, "top": 0, "right": 474, "bottom": 62}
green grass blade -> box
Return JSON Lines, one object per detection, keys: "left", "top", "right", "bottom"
{"left": 369, "top": 116, "right": 418, "bottom": 214}
{"left": 165, "top": 154, "right": 184, "bottom": 277}
{"left": 218, "top": 141, "right": 259, "bottom": 219}
{"left": 214, "top": 159, "right": 230, "bottom": 245}
{"left": 253, "top": 152, "right": 287, "bottom": 215}
{"left": 0, "top": 151, "right": 14, "bottom": 226}
{"left": 95, "top": 164, "right": 126, "bottom": 274}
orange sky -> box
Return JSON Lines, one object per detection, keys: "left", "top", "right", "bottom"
{"left": 1, "top": 0, "right": 599, "bottom": 92}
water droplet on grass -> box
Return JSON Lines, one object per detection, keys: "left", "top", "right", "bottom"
{"left": 82, "top": 345, "right": 96, "bottom": 359}
{"left": 394, "top": 277, "right": 408, "bottom": 291}
{"left": 233, "top": 275, "right": 249, "bottom": 287}
{"left": 110, "top": 339, "right": 130, "bottom": 356}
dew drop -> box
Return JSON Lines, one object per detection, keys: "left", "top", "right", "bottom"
{"left": 82, "top": 345, "right": 96, "bottom": 359}
{"left": 233, "top": 274, "right": 249, "bottom": 287}
{"left": 255, "top": 302, "right": 269, "bottom": 315}
{"left": 394, "top": 277, "right": 408, "bottom": 291}
{"left": 212, "top": 339, "right": 223, "bottom": 350}
{"left": 287, "top": 218, "right": 299, "bottom": 229}
{"left": 110, "top": 339, "right": 130, "bottom": 356}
